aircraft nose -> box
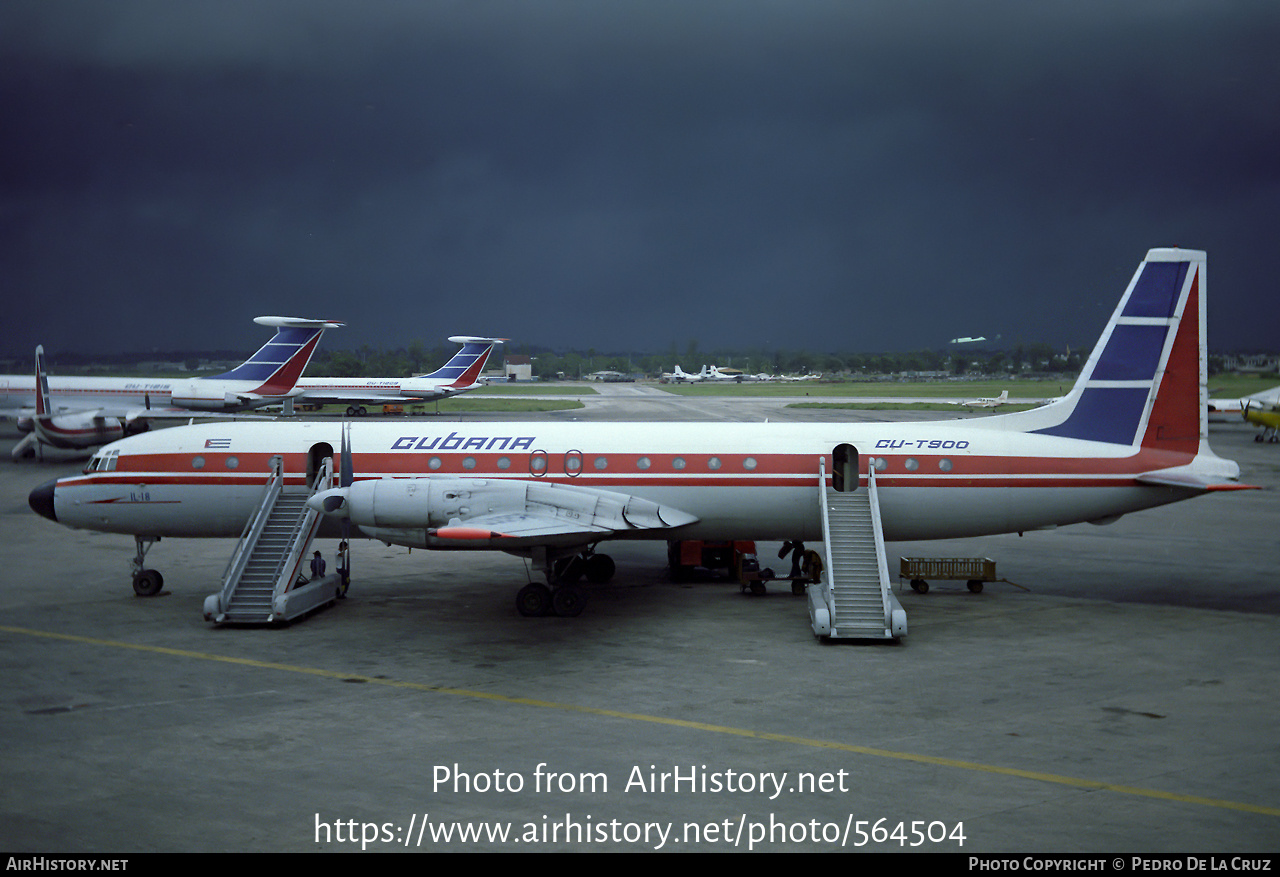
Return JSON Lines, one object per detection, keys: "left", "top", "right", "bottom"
{"left": 28, "top": 478, "right": 58, "bottom": 522}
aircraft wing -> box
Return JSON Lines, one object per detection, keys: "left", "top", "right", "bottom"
{"left": 309, "top": 477, "right": 700, "bottom": 550}
{"left": 429, "top": 510, "right": 617, "bottom": 545}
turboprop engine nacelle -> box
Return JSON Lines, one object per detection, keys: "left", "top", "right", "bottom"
{"left": 33, "top": 412, "right": 125, "bottom": 450}
{"left": 170, "top": 380, "right": 253, "bottom": 411}
{"left": 308, "top": 477, "right": 697, "bottom": 549}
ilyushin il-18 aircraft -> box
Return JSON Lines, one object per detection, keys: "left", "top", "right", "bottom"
{"left": 3, "top": 317, "right": 342, "bottom": 459}
{"left": 29, "top": 248, "right": 1252, "bottom": 629}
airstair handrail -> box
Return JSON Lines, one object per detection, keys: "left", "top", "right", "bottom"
{"left": 816, "top": 456, "right": 837, "bottom": 611}
{"left": 217, "top": 455, "right": 284, "bottom": 609}
{"left": 269, "top": 456, "right": 333, "bottom": 596}
{"left": 865, "top": 462, "right": 893, "bottom": 617}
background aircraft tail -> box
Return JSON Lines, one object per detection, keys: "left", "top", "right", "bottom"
{"left": 418, "top": 336, "right": 505, "bottom": 388}
{"left": 34, "top": 345, "right": 51, "bottom": 416}
{"left": 988, "top": 248, "right": 1209, "bottom": 454}
{"left": 31, "top": 344, "right": 124, "bottom": 450}
{"left": 210, "top": 316, "right": 343, "bottom": 395}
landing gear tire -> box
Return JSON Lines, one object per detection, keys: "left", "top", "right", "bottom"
{"left": 584, "top": 553, "right": 615, "bottom": 584}
{"left": 551, "top": 586, "right": 586, "bottom": 617}
{"left": 516, "top": 583, "right": 551, "bottom": 617}
{"left": 910, "top": 579, "right": 929, "bottom": 594}
{"left": 132, "top": 569, "right": 164, "bottom": 597}
{"left": 551, "top": 555, "right": 585, "bottom": 584}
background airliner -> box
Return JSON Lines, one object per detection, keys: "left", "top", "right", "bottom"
{"left": 30, "top": 248, "right": 1249, "bottom": 630}
{"left": 291, "top": 336, "right": 504, "bottom": 415}
{"left": 3, "top": 316, "right": 341, "bottom": 459}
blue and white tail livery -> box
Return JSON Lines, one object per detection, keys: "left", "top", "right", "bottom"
{"left": 969, "top": 248, "right": 1235, "bottom": 489}
{"left": 1034, "top": 248, "right": 1205, "bottom": 448}
{"left": 291, "top": 336, "right": 506, "bottom": 411}
{"left": 414, "top": 336, "right": 505, "bottom": 388}
{"left": 198, "top": 317, "right": 340, "bottom": 397}
{"left": 169, "top": 316, "right": 342, "bottom": 409}
{"left": 6, "top": 316, "right": 342, "bottom": 458}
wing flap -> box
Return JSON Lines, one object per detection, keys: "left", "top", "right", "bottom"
{"left": 430, "top": 511, "right": 615, "bottom": 546}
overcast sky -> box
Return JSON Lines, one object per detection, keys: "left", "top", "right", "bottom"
{"left": 3, "top": 1, "right": 1277, "bottom": 359}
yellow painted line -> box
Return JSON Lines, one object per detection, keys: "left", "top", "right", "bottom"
{"left": 5, "top": 623, "right": 1278, "bottom": 818}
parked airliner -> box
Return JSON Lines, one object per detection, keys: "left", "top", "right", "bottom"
{"left": 292, "top": 336, "right": 505, "bottom": 415}
{"left": 29, "top": 249, "right": 1250, "bottom": 620}
{"left": 4, "top": 317, "right": 341, "bottom": 459}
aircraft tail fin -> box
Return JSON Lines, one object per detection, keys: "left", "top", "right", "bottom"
{"left": 34, "top": 345, "right": 51, "bottom": 416}
{"left": 1003, "top": 248, "right": 1208, "bottom": 453}
{"left": 210, "top": 316, "right": 343, "bottom": 395}
{"left": 418, "top": 336, "right": 505, "bottom": 388}
{"left": 31, "top": 344, "right": 124, "bottom": 450}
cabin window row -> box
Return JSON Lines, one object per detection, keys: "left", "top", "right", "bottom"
{"left": 868, "top": 456, "right": 954, "bottom": 472}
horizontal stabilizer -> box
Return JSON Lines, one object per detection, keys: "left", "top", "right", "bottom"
{"left": 1135, "top": 472, "right": 1261, "bottom": 492}
{"left": 253, "top": 316, "right": 345, "bottom": 330}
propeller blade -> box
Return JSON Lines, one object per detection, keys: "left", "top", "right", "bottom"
{"left": 341, "top": 421, "right": 354, "bottom": 488}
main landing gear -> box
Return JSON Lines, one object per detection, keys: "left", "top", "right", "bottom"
{"left": 131, "top": 536, "right": 164, "bottom": 597}
{"left": 515, "top": 548, "right": 616, "bottom": 618}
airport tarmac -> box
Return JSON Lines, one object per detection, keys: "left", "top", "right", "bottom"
{"left": 1, "top": 396, "right": 1277, "bottom": 853}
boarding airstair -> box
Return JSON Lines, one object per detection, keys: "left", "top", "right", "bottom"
{"left": 807, "top": 459, "right": 907, "bottom": 640}
{"left": 203, "top": 455, "right": 342, "bottom": 624}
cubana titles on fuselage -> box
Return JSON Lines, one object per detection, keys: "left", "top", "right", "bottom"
{"left": 29, "top": 249, "right": 1248, "bottom": 578}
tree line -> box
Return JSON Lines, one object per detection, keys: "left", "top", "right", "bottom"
{"left": 304, "top": 340, "right": 1084, "bottom": 380}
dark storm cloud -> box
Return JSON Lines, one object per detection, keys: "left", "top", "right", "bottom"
{"left": 3, "top": 1, "right": 1277, "bottom": 358}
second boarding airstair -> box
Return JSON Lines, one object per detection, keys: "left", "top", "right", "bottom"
{"left": 203, "top": 456, "right": 342, "bottom": 625}
{"left": 807, "top": 459, "right": 907, "bottom": 640}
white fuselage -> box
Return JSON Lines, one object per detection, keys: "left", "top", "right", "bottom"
{"left": 291, "top": 376, "right": 471, "bottom": 404}
{"left": 0, "top": 375, "right": 288, "bottom": 419}
{"left": 43, "top": 416, "right": 1227, "bottom": 545}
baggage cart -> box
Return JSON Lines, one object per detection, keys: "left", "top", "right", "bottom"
{"left": 899, "top": 557, "right": 997, "bottom": 593}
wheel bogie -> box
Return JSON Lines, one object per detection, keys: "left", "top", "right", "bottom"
{"left": 551, "top": 586, "right": 585, "bottom": 617}
{"left": 132, "top": 569, "right": 164, "bottom": 597}
{"left": 516, "top": 583, "right": 551, "bottom": 617}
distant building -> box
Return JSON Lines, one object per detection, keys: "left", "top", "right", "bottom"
{"left": 503, "top": 354, "right": 533, "bottom": 382}
{"left": 1222, "top": 353, "right": 1279, "bottom": 373}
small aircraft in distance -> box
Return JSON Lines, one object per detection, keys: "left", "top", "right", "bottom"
{"left": 3, "top": 317, "right": 341, "bottom": 459}
{"left": 662, "top": 365, "right": 709, "bottom": 382}
{"left": 1207, "top": 385, "right": 1280, "bottom": 424}
{"left": 30, "top": 248, "right": 1252, "bottom": 623}
{"left": 956, "top": 390, "right": 1010, "bottom": 409}
{"left": 291, "top": 337, "right": 505, "bottom": 416}
{"left": 1242, "top": 399, "right": 1280, "bottom": 443}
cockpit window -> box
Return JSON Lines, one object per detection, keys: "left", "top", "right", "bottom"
{"left": 84, "top": 450, "right": 119, "bottom": 473}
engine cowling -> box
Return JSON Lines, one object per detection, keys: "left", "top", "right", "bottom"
{"left": 308, "top": 477, "right": 697, "bottom": 549}
{"left": 33, "top": 413, "right": 124, "bottom": 449}
{"left": 169, "top": 379, "right": 252, "bottom": 411}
